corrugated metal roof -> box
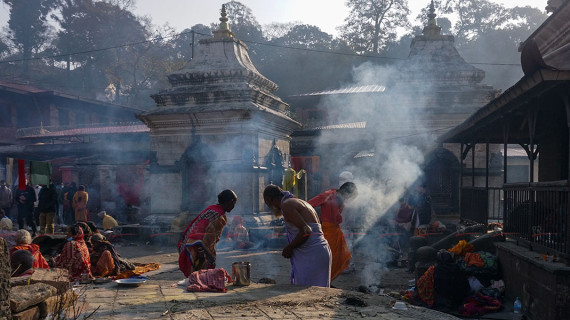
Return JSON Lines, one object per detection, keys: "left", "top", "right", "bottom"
{"left": 0, "top": 80, "right": 145, "bottom": 112}
{"left": 311, "top": 122, "right": 367, "bottom": 130}
{"left": 18, "top": 124, "right": 149, "bottom": 139}
{"left": 294, "top": 85, "right": 386, "bottom": 97}
{"left": 354, "top": 150, "right": 375, "bottom": 158}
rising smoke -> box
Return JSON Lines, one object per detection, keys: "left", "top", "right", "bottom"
{"left": 314, "top": 61, "right": 438, "bottom": 286}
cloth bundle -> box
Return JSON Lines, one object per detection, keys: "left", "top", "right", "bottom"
{"left": 186, "top": 268, "right": 232, "bottom": 293}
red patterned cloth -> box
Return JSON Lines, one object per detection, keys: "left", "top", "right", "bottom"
{"left": 10, "top": 244, "right": 50, "bottom": 269}
{"left": 55, "top": 227, "right": 92, "bottom": 281}
{"left": 186, "top": 268, "right": 232, "bottom": 292}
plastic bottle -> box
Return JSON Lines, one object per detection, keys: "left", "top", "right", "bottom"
{"left": 513, "top": 297, "right": 522, "bottom": 320}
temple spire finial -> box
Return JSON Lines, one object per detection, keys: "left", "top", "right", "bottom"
{"left": 423, "top": 0, "right": 442, "bottom": 37}
{"left": 213, "top": 4, "right": 234, "bottom": 39}
{"left": 428, "top": 0, "right": 436, "bottom": 22}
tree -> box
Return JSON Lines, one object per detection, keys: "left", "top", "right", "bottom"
{"left": 3, "top": 0, "right": 58, "bottom": 73}
{"left": 430, "top": 0, "right": 508, "bottom": 46}
{"left": 221, "top": 1, "right": 264, "bottom": 43}
{"left": 0, "top": 38, "right": 9, "bottom": 58}
{"left": 169, "top": 24, "right": 213, "bottom": 61}
{"left": 339, "top": 0, "right": 411, "bottom": 54}
{"left": 262, "top": 22, "right": 299, "bottom": 41}
{"left": 256, "top": 24, "right": 357, "bottom": 98}
{"left": 273, "top": 25, "right": 333, "bottom": 50}
{"left": 457, "top": 6, "right": 547, "bottom": 89}
{"left": 51, "top": 0, "right": 150, "bottom": 102}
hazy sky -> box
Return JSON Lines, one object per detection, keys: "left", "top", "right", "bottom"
{"left": 132, "top": 0, "right": 549, "bottom": 36}
{"left": 0, "top": 1, "right": 549, "bottom": 37}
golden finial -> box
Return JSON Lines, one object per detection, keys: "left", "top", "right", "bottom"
{"left": 423, "top": 0, "right": 441, "bottom": 37}
{"left": 213, "top": 4, "right": 234, "bottom": 39}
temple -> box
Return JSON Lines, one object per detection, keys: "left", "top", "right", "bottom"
{"left": 137, "top": 5, "right": 300, "bottom": 220}
{"left": 288, "top": 1, "right": 500, "bottom": 215}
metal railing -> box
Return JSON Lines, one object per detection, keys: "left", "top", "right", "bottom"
{"left": 487, "top": 187, "right": 504, "bottom": 223}
{"left": 504, "top": 181, "right": 569, "bottom": 256}
{"left": 460, "top": 187, "right": 505, "bottom": 224}
{"left": 460, "top": 187, "right": 489, "bottom": 224}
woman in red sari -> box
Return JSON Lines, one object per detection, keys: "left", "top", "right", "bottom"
{"left": 10, "top": 229, "right": 49, "bottom": 269}
{"left": 55, "top": 224, "right": 92, "bottom": 281}
{"left": 178, "top": 190, "right": 237, "bottom": 277}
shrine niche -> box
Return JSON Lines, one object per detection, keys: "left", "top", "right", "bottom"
{"left": 264, "top": 140, "right": 284, "bottom": 187}
{"left": 178, "top": 134, "right": 215, "bottom": 211}
{"left": 423, "top": 147, "right": 460, "bottom": 214}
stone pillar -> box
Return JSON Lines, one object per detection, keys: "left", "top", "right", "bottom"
{"left": 59, "top": 166, "right": 78, "bottom": 185}
{"left": 97, "top": 165, "right": 117, "bottom": 211}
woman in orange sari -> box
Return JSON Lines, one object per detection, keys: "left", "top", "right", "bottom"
{"left": 90, "top": 233, "right": 134, "bottom": 277}
{"left": 308, "top": 182, "right": 357, "bottom": 281}
{"left": 10, "top": 229, "right": 49, "bottom": 269}
{"left": 178, "top": 190, "right": 237, "bottom": 277}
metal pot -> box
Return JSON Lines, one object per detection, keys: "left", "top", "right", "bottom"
{"left": 232, "top": 261, "right": 251, "bottom": 286}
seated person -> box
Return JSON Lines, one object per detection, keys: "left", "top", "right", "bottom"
{"left": 90, "top": 233, "right": 134, "bottom": 277}
{"left": 395, "top": 198, "right": 413, "bottom": 232}
{"left": 226, "top": 216, "right": 254, "bottom": 250}
{"left": 10, "top": 230, "right": 49, "bottom": 269}
{"left": 98, "top": 211, "right": 118, "bottom": 231}
{"left": 86, "top": 221, "right": 101, "bottom": 235}
{"left": 54, "top": 224, "right": 92, "bottom": 282}
{"left": 0, "top": 209, "right": 13, "bottom": 231}
{"left": 11, "top": 249, "right": 35, "bottom": 277}
{"left": 76, "top": 221, "right": 97, "bottom": 249}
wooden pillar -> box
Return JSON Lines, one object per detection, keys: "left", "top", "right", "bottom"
{"left": 460, "top": 143, "right": 464, "bottom": 189}
{"left": 503, "top": 121, "right": 509, "bottom": 184}
{"left": 485, "top": 141, "right": 489, "bottom": 189}
{"left": 528, "top": 102, "right": 539, "bottom": 183}
{"left": 485, "top": 140, "right": 489, "bottom": 225}
{"left": 503, "top": 121, "right": 509, "bottom": 223}
{"left": 460, "top": 143, "right": 464, "bottom": 218}
{"left": 472, "top": 142, "right": 476, "bottom": 187}
{"left": 563, "top": 93, "right": 570, "bottom": 251}
{"left": 564, "top": 94, "right": 570, "bottom": 180}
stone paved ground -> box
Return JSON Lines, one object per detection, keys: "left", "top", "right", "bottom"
{"left": 74, "top": 243, "right": 460, "bottom": 320}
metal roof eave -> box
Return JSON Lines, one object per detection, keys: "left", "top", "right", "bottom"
{"left": 438, "top": 69, "right": 570, "bottom": 144}
{"left": 0, "top": 80, "right": 145, "bottom": 112}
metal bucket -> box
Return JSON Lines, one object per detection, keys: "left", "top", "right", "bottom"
{"left": 232, "top": 261, "right": 251, "bottom": 286}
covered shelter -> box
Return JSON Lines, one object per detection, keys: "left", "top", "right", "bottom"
{"left": 439, "top": 2, "right": 570, "bottom": 318}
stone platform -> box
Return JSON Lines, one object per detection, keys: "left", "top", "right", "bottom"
{"left": 76, "top": 244, "right": 460, "bottom": 320}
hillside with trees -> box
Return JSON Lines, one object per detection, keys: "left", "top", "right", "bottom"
{"left": 0, "top": 0, "right": 548, "bottom": 110}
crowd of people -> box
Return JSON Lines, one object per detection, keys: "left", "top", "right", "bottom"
{"left": 2, "top": 171, "right": 437, "bottom": 291}
{"left": 7, "top": 222, "right": 134, "bottom": 282}
{"left": 0, "top": 179, "right": 96, "bottom": 236}
{"left": 0, "top": 177, "right": 132, "bottom": 283}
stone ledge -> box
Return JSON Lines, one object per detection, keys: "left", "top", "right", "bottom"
{"left": 496, "top": 240, "right": 570, "bottom": 274}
